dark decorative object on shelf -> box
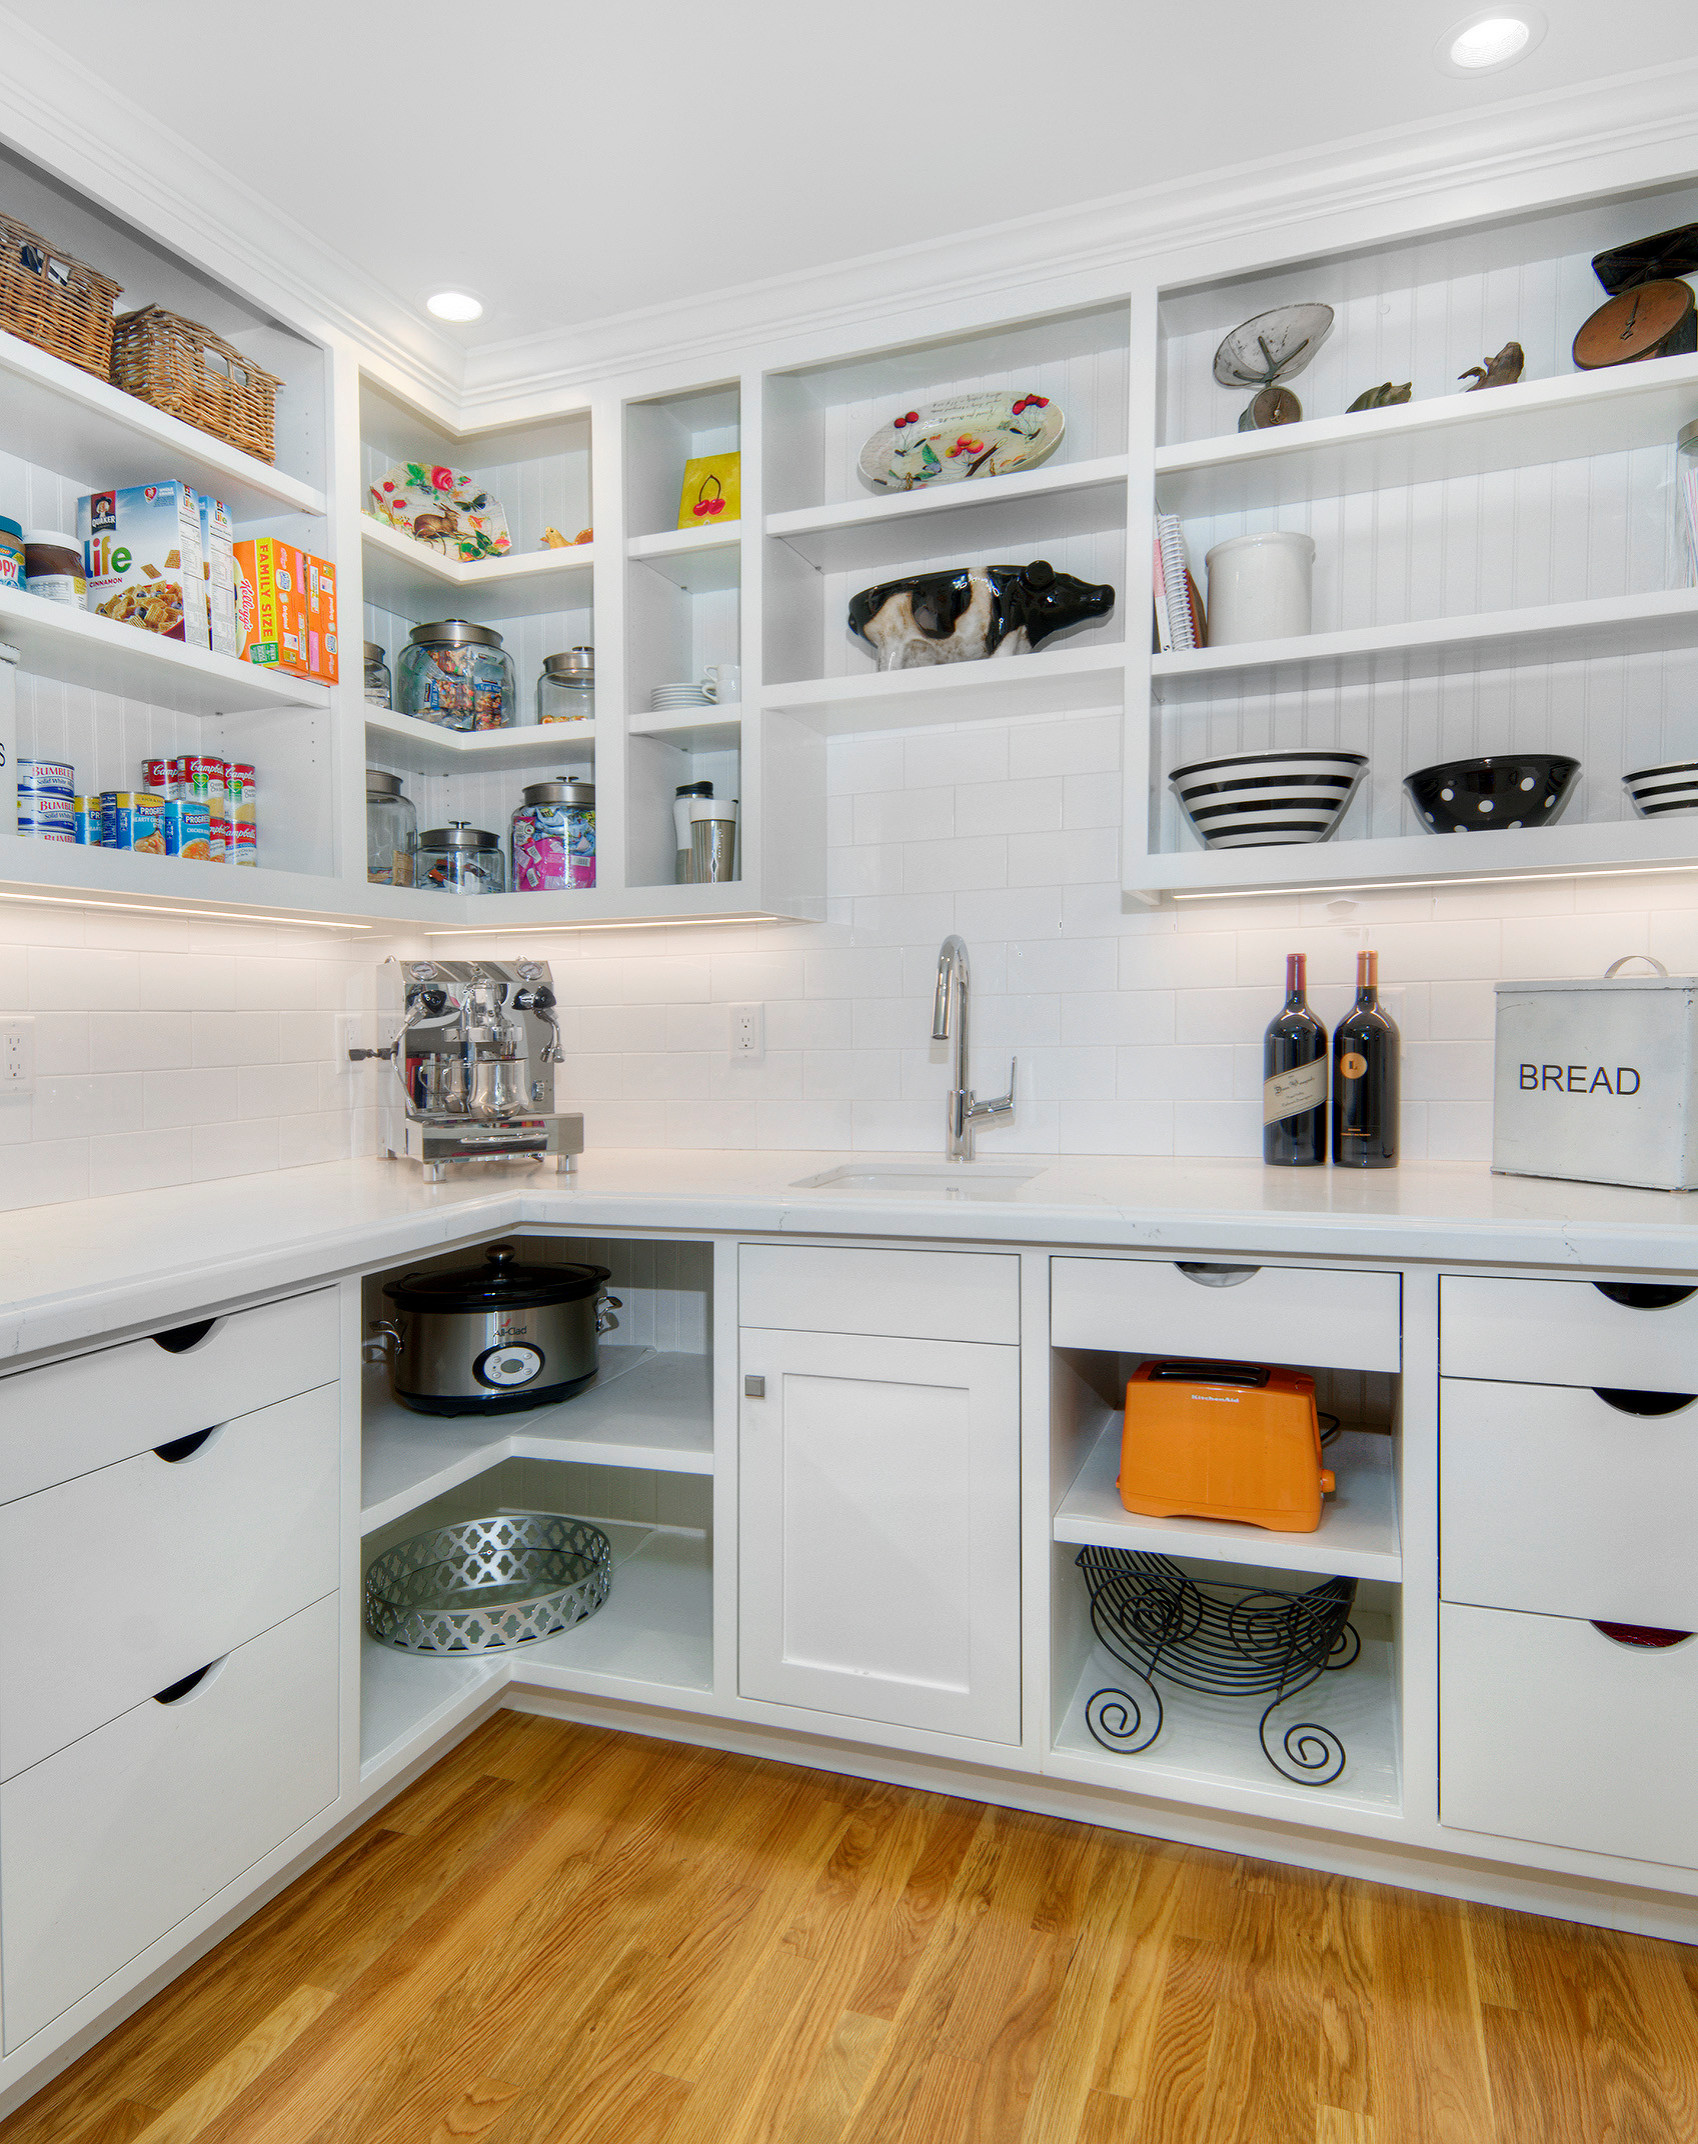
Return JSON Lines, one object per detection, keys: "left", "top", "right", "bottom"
{"left": 1405, "top": 753, "right": 1579, "bottom": 833}
{"left": 1459, "top": 341, "right": 1525, "bottom": 391}
{"left": 1213, "top": 303, "right": 1334, "bottom": 431}
{"left": 1075, "top": 1545, "right": 1361, "bottom": 1787}
{"left": 847, "top": 560, "right": 1115, "bottom": 671}
{"left": 1347, "top": 381, "right": 1412, "bottom": 412}
{"left": 1575, "top": 224, "right": 1698, "bottom": 369}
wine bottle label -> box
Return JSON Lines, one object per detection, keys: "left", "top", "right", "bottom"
{"left": 1264, "top": 1058, "right": 1327, "bottom": 1125}
{"left": 1339, "top": 1050, "right": 1369, "bottom": 1080}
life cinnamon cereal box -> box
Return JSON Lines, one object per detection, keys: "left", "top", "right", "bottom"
{"left": 233, "top": 540, "right": 338, "bottom": 683}
{"left": 77, "top": 484, "right": 210, "bottom": 649}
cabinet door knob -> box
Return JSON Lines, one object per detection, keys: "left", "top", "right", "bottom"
{"left": 744, "top": 1374, "right": 766, "bottom": 1398}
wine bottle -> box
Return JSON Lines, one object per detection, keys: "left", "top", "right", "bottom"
{"left": 1332, "top": 950, "right": 1399, "bottom": 1168}
{"left": 1263, "top": 953, "right": 1328, "bottom": 1166}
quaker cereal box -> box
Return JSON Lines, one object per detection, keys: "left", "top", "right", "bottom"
{"left": 77, "top": 484, "right": 209, "bottom": 648}
{"left": 199, "top": 495, "right": 237, "bottom": 659}
{"left": 234, "top": 540, "right": 339, "bottom": 684}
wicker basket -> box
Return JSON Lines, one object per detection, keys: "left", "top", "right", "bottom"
{"left": 0, "top": 211, "right": 121, "bottom": 378}
{"left": 110, "top": 306, "right": 284, "bottom": 464}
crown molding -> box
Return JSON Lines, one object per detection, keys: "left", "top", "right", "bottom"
{"left": 457, "top": 57, "right": 1698, "bottom": 420}
{"left": 0, "top": 7, "right": 464, "bottom": 409}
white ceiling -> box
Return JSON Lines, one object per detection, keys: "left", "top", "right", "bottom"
{"left": 24, "top": 1, "right": 1698, "bottom": 353}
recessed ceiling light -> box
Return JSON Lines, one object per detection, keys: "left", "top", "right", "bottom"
{"left": 1436, "top": 9, "right": 1545, "bottom": 74}
{"left": 426, "top": 290, "right": 483, "bottom": 323}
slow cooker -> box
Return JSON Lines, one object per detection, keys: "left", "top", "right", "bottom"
{"left": 375, "top": 1242, "right": 620, "bottom": 1415}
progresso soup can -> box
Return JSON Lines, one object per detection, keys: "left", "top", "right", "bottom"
{"left": 100, "top": 791, "right": 167, "bottom": 854}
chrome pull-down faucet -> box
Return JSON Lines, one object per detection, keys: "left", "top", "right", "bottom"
{"left": 931, "top": 934, "right": 1016, "bottom": 1161}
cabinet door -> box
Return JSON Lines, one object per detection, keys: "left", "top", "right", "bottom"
{"left": 738, "top": 1327, "right": 1021, "bottom": 1745}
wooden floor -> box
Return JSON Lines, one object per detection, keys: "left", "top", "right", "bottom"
{"left": 7, "top": 1714, "right": 1698, "bottom": 2144}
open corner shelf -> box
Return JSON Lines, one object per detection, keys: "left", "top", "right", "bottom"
{"left": 629, "top": 702, "right": 742, "bottom": 753}
{"left": 767, "top": 641, "right": 1127, "bottom": 733}
{"left": 0, "top": 583, "right": 329, "bottom": 718}
{"left": 627, "top": 524, "right": 741, "bottom": 593}
{"left": 360, "top": 518, "right": 595, "bottom": 622}
{"left": 360, "top": 1349, "right": 713, "bottom": 1536}
{"left": 1048, "top": 1633, "right": 1402, "bottom": 1822}
{"left": 0, "top": 325, "right": 326, "bottom": 524}
{"left": 1053, "top": 1416, "right": 1401, "bottom": 1583}
{"left": 363, "top": 705, "right": 595, "bottom": 776}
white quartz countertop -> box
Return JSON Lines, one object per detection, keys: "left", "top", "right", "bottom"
{"left": 5, "top": 1147, "right": 1698, "bottom": 1361}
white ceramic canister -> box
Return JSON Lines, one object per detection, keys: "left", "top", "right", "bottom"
{"left": 1204, "top": 531, "right": 1316, "bottom": 645}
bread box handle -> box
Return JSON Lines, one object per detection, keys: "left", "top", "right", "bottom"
{"left": 1604, "top": 955, "right": 1670, "bottom": 978}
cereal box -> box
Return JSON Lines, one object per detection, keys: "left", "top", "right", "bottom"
{"left": 199, "top": 495, "right": 237, "bottom": 659}
{"left": 77, "top": 484, "right": 209, "bottom": 649}
{"left": 234, "top": 540, "right": 338, "bottom": 684}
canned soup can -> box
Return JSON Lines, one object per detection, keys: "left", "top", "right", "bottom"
{"left": 101, "top": 791, "right": 167, "bottom": 855}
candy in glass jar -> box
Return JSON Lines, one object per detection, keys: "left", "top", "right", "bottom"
{"left": 397, "top": 620, "right": 516, "bottom": 731}
{"left": 511, "top": 779, "right": 595, "bottom": 891}
{"left": 536, "top": 648, "right": 594, "bottom": 724}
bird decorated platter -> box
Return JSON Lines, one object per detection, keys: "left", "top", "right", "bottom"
{"left": 367, "top": 461, "right": 512, "bottom": 561}
{"left": 858, "top": 391, "right": 1065, "bottom": 492}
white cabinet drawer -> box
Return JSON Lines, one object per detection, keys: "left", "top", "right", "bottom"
{"left": 1442, "top": 1377, "right": 1698, "bottom": 1627}
{"left": 0, "top": 1385, "right": 341, "bottom": 1780}
{"left": 739, "top": 1244, "right": 1019, "bottom": 1345}
{"left": 0, "top": 1591, "right": 339, "bottom": 2054}
{"left": 0, "top": 1286, "right": 339, "bottom": 1503}
{"left": 1442, "top": 1602, "right": 1698, "bottom": 1870}
{"left": 1050, "top": 1256, "right": 1401, "bottom": 1373}
{"left": 1442, "top": 1274, "right": 1698, "bottom": 1391}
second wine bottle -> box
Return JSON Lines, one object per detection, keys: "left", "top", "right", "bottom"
{"left": 1333, "top": 949, "right": 1399, "bottom": 1168}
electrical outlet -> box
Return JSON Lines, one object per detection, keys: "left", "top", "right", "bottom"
{"left": 731, "top": 1004, "right": 764, "bottom": 1060}
{"left": 1, "top": 1018, "right": 35, "bottom": 1098}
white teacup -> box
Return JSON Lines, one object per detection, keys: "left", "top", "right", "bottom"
{"left": 701, "top": 664, "right": 740, "bottom": 704}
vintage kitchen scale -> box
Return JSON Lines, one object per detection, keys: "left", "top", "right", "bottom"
{"left": 1214, "top": 303, "right": 1335, "bottom": 429}
{"left": 1573, "top": 223, "right": 1698, "bottom": 369}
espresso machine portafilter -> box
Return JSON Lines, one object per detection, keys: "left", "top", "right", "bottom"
{"left": 351, "top": 957, "right": 584, "bottom": 1182}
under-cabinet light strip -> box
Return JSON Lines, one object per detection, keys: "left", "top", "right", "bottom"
{"left": 423, "top": 912, "right": 786, "bottom": 937}
{"left": 1170, "top": 863, "right": 1698, "bottom": 901}
{"left": 0, "top": 889, "right": 371, "bottom": 930}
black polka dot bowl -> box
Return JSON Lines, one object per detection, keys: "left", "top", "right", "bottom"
{"left": 1404, "top": 755, "right": 1579, "bottom": 833}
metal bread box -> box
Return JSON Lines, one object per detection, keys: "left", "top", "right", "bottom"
{"left": 1493, "top": 958, "right": 1698, "bottom": 1191}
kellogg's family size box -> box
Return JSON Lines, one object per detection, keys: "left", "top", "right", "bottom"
{"left": 233, "top": 540, "right": 338, "bottom": 684}
{"left": 77, "top": 484, "right": 209, "bottom": 648}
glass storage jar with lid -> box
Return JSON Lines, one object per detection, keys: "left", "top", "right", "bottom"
{"left": 537, "top": 647, "right": 594, "bottom": 725}
{"left": 366, "top": 770, "right": 418, "bottom": 885}
{"left": 511, "top": 779, "right": 595, "bottom": 891}
{"left": 398, "top": 621, "right": 516, "bottom": 731}
{"left": 419, "top": 821, "right": 506, "bottom": 893}
{"left": 364, "top": 641, "right": 392, "bottom": 708}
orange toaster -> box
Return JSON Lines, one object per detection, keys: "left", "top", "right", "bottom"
{"left": 1118, "top": 1359, "right": 1334, "bottom": 1533}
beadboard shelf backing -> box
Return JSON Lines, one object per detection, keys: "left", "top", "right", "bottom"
{"left": 765, "top": 643, "right": 1127, "bottom": 733}
{"left": 0, "top": 327, "right": 327, "bottom": 523}
{"left": 360, "top": 1351, "right": 714, "bottom": 1536}
{"left": 629, "top": 704, "right": 742, "bottom": 753}
{"left": 627, "top": 525, "right": 741, "bottom": 594}
{"left": 1054, "top": 1418, "right": 1401, "bottom": 1583}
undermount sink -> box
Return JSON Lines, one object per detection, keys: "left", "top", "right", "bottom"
{"left": 791, "top": 1161, "right": 1048, "bottom": 1201}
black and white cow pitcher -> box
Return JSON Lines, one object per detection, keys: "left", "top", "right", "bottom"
{"left": 847, "top": 559, "right": 1116, "bottom": 671}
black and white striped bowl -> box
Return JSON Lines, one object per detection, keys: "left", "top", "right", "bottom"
{"left": 1624, "top": 761, "right": 1698, "bottom": 819}
{"left": 1168, "top": 749, "right": 1368, "bottom": 849}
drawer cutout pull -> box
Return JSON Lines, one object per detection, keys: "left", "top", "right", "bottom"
{"left": 152, "top": 1426, "right": 222, "bottom": 1463}
{"left": 152, "top": 1656, "right": 227, "bottom": 1705}
{"left": 1176, "top": 1262, "right": 1261, "bottom": 1289}
{"left": 1592, "top": 1622, "right": 1694, "bottom": 1650}
{"left": 1594, "top": 1388, "right": 1698, "bottom": 1416}
{"left": 152, "top": 1317, "right": 220, "bottom": 1356}
{"left": 1593, "top": 1282, "right": 1698, "bottom": 1312}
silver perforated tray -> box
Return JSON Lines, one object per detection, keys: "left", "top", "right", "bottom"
{"left": 365, "top": 1512, "right": 611, "bottom": 1653}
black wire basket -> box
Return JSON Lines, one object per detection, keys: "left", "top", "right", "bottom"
{"left": 1075, "top": 1545, "right": 1361, "bottom": 1786}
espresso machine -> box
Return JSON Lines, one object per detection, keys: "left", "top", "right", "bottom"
{"left": 352, "top": 957, "right": 584, "bottom": 1181}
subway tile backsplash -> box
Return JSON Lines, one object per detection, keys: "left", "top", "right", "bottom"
{"left": 3, "top": 705, "right": 1696, "bottom": 1213}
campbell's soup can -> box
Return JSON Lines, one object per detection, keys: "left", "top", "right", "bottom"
{"left": 231, "top": 826, "right": 257, "bottom": 867}
{"left": 142, "top": 757, "right": 173, "bottom": 795}
{"left": 229, "top": 763, "right": 256, "bottom": 826}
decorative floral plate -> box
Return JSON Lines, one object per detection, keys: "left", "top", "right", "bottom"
{"left": 367, "top": 461, "right": 512, "bottom": 561}
{"left": 858, "top": 391, "right": 1065, "bottom": 492}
